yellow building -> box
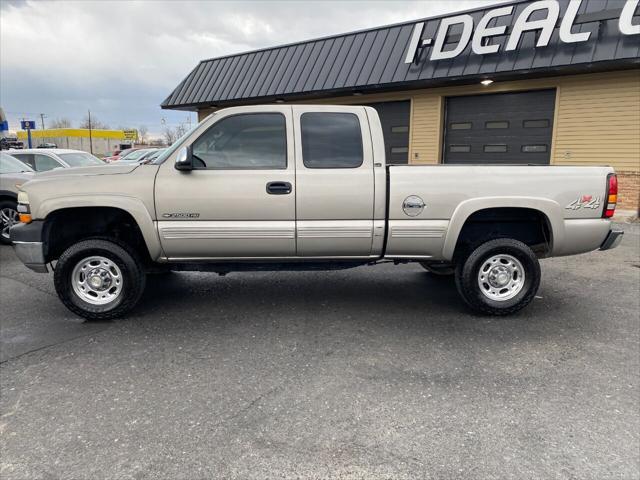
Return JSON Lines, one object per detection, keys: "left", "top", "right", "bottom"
{"left": 17, "top": 128, "right": 136, "bottom": 156}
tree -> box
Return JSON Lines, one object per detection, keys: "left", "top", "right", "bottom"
{"left": 79, "top": 114, "right": 109, "bottom": 130}
{"left": 138, "top": 125, "right": 149, "bottom": 145}
{"left": 49, "top": 118, "right": 72, "bottom": 128}
{"left": 162, "top": 124, "right": 188, "bottom": 146}
{"left": 163, "top": 127, "right": 176, "bottom": 146}
{"left": 175, "top": 123, "right": 187, "bottom": 138}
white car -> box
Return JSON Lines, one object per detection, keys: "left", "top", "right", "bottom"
{"left": 8, "top": 148, "right": 104, "bottom": 172}
{"left": 0, "top": 152, "right": 34, "bottom": 244}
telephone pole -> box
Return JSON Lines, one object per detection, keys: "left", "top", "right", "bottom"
{"left": 87, "top": 109, "right": 93, "bottom": 154}
{"left": 39, "top": 113, "right": 47, "bottom": 130}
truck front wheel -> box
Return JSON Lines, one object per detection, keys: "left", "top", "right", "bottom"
{"left": 455, "top": 238, "right": 541, "bottom": 315}
{"left": 54, "top": 239, "right": 146, "bottom": 320}
{"left": 0, "top": 199, "right": 19, "bottom": 245}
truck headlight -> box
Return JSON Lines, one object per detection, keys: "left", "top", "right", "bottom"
{"left": 16, "top": 191, "right": 32, "bottom": 223}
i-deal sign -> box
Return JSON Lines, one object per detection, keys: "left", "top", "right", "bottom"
{"left": 405, "top": 0, "right": 640, "bottom": 64}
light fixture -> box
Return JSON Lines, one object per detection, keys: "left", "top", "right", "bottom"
{"left": 275, "top": 98, "right": 285, "bottom": 103}
{"left": 480, "top": 79, "right": 494, "bottom": 86}
{"left": 353, "top": 91, "right": 363, "bottom": 96}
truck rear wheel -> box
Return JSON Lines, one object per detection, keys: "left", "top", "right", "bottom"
{"left": 455, "top": 238, "right": 540, "bottom": 316}
{"left": 54, "top": 239, "right": 146, "bottom": 320}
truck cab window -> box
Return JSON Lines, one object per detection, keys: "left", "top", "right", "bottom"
{"left": 191, "top": 113, "right": 286, "bottom": 169}
{"left": 301, "top": 112, "right": 363, "bottom": 168}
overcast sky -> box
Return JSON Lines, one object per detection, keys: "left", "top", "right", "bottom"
{"left": 1, "top": 0, "right": 506, "bottom": 137}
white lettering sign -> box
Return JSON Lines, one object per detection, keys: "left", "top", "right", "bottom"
{"left": 472, "top": 6, "right": 514, "bottom": 55}
{"left": 620, "top": 0, "right": 640, "bottom": 35}
{"left": 404, "top": 0, "right": 639, "bottom": 64}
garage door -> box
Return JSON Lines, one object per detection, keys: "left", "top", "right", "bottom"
{"left": 443, "top": 89, "right": 556, "bottom": 165}
{"left": 366, "top": 101, "right": 410, "bottom": 165}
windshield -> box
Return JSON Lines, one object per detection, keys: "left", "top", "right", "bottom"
{"left": 58, "top": 152, "right": 104, "bottom": 167}
{"left": 0, "top": 152, "right": 34, "bottom": 173}
{"left": 117, "top": 148, "right": 134, "bottom": 158}
{"left": 120, "top": 149, "right": 152, "bottom": 161}
{"left": 151, "top": 123, "right": 200, "bottom": 165}
{"left": 145, "top": 149, "right": 166, "bottom": 161}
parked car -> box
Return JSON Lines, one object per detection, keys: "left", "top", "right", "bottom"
{"left": 0, "top": 136, "right": 24, "bottom": 150}
{"left": 142, "top": 148, "right": 167, "bottom": 163}
{"left": 103, "top": 147, "right": 140, "bottom": 163}
{"left": 10, "top": 105, "right": 623, "bottom": 320}
{"left": 8, "top": 148, "right": 104, "bottom": 172}
{"left": 0, "top": 152, "right": 34, "bottom": 244}
{"left": 117, "top": 148, "right": 159, "bottom": 164}
{"left": 37, "top": 143, "right": 58, "bottom": 149}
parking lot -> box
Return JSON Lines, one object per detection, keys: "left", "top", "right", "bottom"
{"left": 0, "top": 223, "right": 638, "bottom": 479}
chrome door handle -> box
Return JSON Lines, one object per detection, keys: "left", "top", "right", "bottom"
{"left": 266, "top": 181, "right": 292, "bottom": 195}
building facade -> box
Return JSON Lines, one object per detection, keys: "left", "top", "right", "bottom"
{"left": 162, "top": 0, "right": 640, "bottom": 212}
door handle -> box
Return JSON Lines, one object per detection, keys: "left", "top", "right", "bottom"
{"left": 266, "top": 181, "right": 292, "bottom": 195}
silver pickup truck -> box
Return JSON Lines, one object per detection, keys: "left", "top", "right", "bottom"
{"left": 10, "top": 105, "right": 623, "bottom": 320}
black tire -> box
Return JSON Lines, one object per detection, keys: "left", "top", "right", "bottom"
{"left": 0, "top": 199, "right": 19, "bottom": 245}
{"left": 54, "top": 239, "right": 146, "bottom": 320}
{"left": 455, "top": 238, "right": 541, "bottom": 316}
{"left": 419, "top": 262, "right": 455, "bottom": 276}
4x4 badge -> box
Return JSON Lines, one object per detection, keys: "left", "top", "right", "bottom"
{"left": 566, "top": 195, "right": 601, "bottom": 211}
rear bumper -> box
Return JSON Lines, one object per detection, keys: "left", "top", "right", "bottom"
{"left": 600, "top": 229, "right": 624, "bottom": 251}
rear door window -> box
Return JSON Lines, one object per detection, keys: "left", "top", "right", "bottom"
{"left": 300, "top": 112, "right": 363, "bottom": 168}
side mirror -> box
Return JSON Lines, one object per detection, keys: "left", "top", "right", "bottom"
{"left": 174, "top": 146, "right": 193, "bottom": 171}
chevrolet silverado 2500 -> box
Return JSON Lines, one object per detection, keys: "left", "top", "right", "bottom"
{"left": 10, "top": 105, "right": 623, "bottom": 320}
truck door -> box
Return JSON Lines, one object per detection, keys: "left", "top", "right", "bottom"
{"left": 293, "top": 106, "right": 375, "bottom": 257}
{"left": 154, "top": 106, "right": 296, "bottom": 259}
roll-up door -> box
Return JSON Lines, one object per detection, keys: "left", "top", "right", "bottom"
{"left": 444, "top": 89, "right": 556, "bottom": 165}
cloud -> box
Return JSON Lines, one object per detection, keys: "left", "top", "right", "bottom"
{"left": 1, "top": 0, "right": 506, "bottom": 136}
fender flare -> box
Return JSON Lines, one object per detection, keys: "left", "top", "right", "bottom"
{"left": 441, "top": 197, "right": 564, "bottom": 260}
{"left": 37, "top": 195, "right": 163, "bottom": 260}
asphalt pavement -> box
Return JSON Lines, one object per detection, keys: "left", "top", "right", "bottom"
{"left": 1, "top": 223, "right": 638, "bottom": 480}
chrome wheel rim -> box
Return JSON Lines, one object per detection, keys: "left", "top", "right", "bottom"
{"left": 0, "top": 207, "right": 18, "bottom": 240}
{"left": 477, "top": 254, "right": 525, "bottom": 302}
{"left": 71, "top": 256, "right": 123, "bottom": 305}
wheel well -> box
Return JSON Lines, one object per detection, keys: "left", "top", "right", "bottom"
{"left": 453, "top": 207, "right": 552, "bottom": 260}
{"left": 44, "top": 207, "right": 152, "bottom": 264}
{"left": 0, "top": 193, "right": 17, "bottom": 204}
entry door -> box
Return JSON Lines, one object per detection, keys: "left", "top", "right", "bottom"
{"left": 444, "top": 89, "right": 556, "bottom": 165}
{"left": 293, "top": 106, "right": 375, "bottom": 257}
{"left": 155, "top": 108, "right": 296, "bottom": 259}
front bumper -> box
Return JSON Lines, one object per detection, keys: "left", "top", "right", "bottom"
{"left": 13, "top": 241, "right": 48, "bottom": 272}
{"left": 10, "top": 221, "right": 48, "bottom": 273}
{"left": 600, "top": 229, "right": 624, "bottom": 251}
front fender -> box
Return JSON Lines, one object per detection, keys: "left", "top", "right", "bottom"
{"left": 441, "top": 197, "right": 564, "bottom": 260}
{"left": 37, "top": 195, "right": 163, "bottom": 261}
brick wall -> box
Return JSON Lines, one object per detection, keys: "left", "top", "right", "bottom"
{"left": 617, "top": 171, "right": 640, "bottom": 213}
